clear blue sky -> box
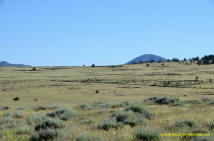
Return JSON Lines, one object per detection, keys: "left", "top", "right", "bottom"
{"left": 0, "top": 0, "right": 214, "bottom": 66}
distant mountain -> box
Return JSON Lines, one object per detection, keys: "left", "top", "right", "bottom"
{"left": 127, "top": 54, "right": 167, "bottom": 64}
{"left": 0, "top": 61, "right": 30, "bottom": 67}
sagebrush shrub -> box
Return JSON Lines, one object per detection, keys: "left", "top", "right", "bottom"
{"left": 34, "top": 105, "right": 59, "bottom": 111}
{"left": 145, "top": 96, "right": 181, "bottom": 106}
{"left": 0, "top": 116, "right": 14, "bottom": 125}
{"left": 170, "top": 119, "right": 200, "bottom": 131}
{"left": 112, "top": 111, "right": 144, "bottom": 127}
{"left": 134, "top": 128, "right": 162, "bottom": 141}
{"left": 31, "top": 129, "right": 60, "bottom": 141}
{"left": 0, "top": 106, "right": 9, "bottom": 111}
{"left": 16, "top": 125, "right": 31, "bottom": 135}
{"left": 125, "top": 104, "right": 151, "bottom": 119}
{"left": 26, "top": 114, "right": 50, "bottom": 125}
{"left": 78, "top": 103, "right": 92, "bottom": 110}
{"left": 0, "top": 116, "right": 16, "bottom": 130}
{"left": 208, "top": 121, "right": 214, "bottom": 131}
{"left": 47, "top": 108, "right": 77, "bottom": 121}
{"left": 35, "top": 118, "right": 65, "bottom": 131}
{"left": 81, "top": 117, "right": 95, "bottom": 125}
{"left": 0, "top": 118, "right": 28, "bottom": 131}
{"left": 98, "top": 117, "right": 121, "bottom": 131}
{"left": 184, "top": 100, "right": 202, "bottom": 104}
{"left": 12, "top": 112, "right": 24, "bottom": 119}
{"left": 3, "top": 111, "right": 24, "bottom": 119}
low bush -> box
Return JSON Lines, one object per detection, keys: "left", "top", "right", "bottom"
{"left": 98, "top": 117, "right": 121, "bottom": 131}
{"left": 34, "top": 105, "right": 59, "bottom": 111}
{"left": 93, "top": 102, "right": 114, "bottom": 109}
{"left": 145, "top": 97, "right": 182, "bottom": 106}
{"left": 3, "top": 111, "right": 24, "bottom": 119}
{"left": 16, "top": 125, "right": 31, "bottom": 135}
{"left": 11, "top": 112, "right": 23, "bottom": 119}
{"left": 201, "top": 97, "right": 214, "bottom": 103}
{"left": 35, "top": 118, "right": 65, "bottom": 131}
{"left": 30, "top": 129, "right": 62, "bottom": 141}
{"left": 108, "top": 101, "right": 132, "bottom": 109}
{"left": 16, "top": 107, "right": 25, "bottom": 110}
{"left": 134, "top": 128, "right": 162, "bottom": 141}
{"left": 184, "top": 100, "right": 202, "bottom": 104}
{"left": 0, "top": 116, "right": 16, "bottom": 129}
{"left": 180, "top": 128, "right": 210, "bottom": 141}
{"left": 47, "top": 108, "right": 77, "bottom": 121}
{"left": 0, "top": 118, "right": 28, "bottom": 131}
{"left": 26, "top": 114, "right": 50, "bottom": 126}
{"left": 201, "top": 97, "right": 214, "bottom": 105}
{"left": 208, "top": 121, "right": 214, "bottom": 131}
{"left": 112, "top": 111, "right": 144, "bottom": 127}
{"left": 98, "top": 103, "right": 151, "bottom": 130}
{"left": 0, "top": 116, "right": 14, "bottom": 124}
{"left": 112, "top": 136, "right": 126, "bottom": 141}
{"left": 81, "top": 117, "right": 95, "bottom": 125}
{"left": 115, "top": 101, "right": 132, "bottom": 108}
{"left": 78, "top": 103, "right": 92, "bottom": 110}
{"left": 93, "top": 101, "right": 132, "bottom": 109}
{"left": 170, "top": 119, "right": 200, "bottom": 130}
{"left": 0, "top": 106, "right": 9, "bottom": 110}
{"left": 125, "top": 104, "right": 151, "bottom": 119}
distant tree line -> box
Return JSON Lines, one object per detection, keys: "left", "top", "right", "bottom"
{"left": 168, "top": 55, "right": 214, "bottom": 65}
{"left": 131, "top": 55, "right": 214, "bottom": 65}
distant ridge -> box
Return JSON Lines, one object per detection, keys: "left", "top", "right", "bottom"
{"left": 127, "top": 54, "right": 167, "bottom": 64}
{"left": 0, "top": 61, "right": 30, "bottom": 67}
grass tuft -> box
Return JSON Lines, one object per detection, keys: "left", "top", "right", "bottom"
{"left": 76, "top": 134, "right": 103, "bottom": 141}
{"left": 191, "top": 136, "right": 214, "bottom": 141}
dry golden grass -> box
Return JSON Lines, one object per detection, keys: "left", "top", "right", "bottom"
{"left": 0, "top": 62, "right": 214, "bottom": 141}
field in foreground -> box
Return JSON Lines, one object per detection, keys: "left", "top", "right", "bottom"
{"left": 0, "top": 62, "right": 214, "bottom": 141}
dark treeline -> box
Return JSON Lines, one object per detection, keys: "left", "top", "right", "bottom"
{"left": 168, "top": 55, "right": 214, "bottom": 65}
{"left": 130, "top": 55, "right": 214, "bottom": 65}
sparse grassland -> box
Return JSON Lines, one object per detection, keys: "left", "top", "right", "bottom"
{"left": 0, "top": 63, "right": 214, "bottom": 141}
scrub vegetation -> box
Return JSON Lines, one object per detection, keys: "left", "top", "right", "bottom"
{"left": 0, "top": 62, "right": 214, "bottom": 140}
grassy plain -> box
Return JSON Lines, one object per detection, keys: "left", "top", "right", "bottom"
{"left": 0, "top": 62, "right": 214, "bottom": 141}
